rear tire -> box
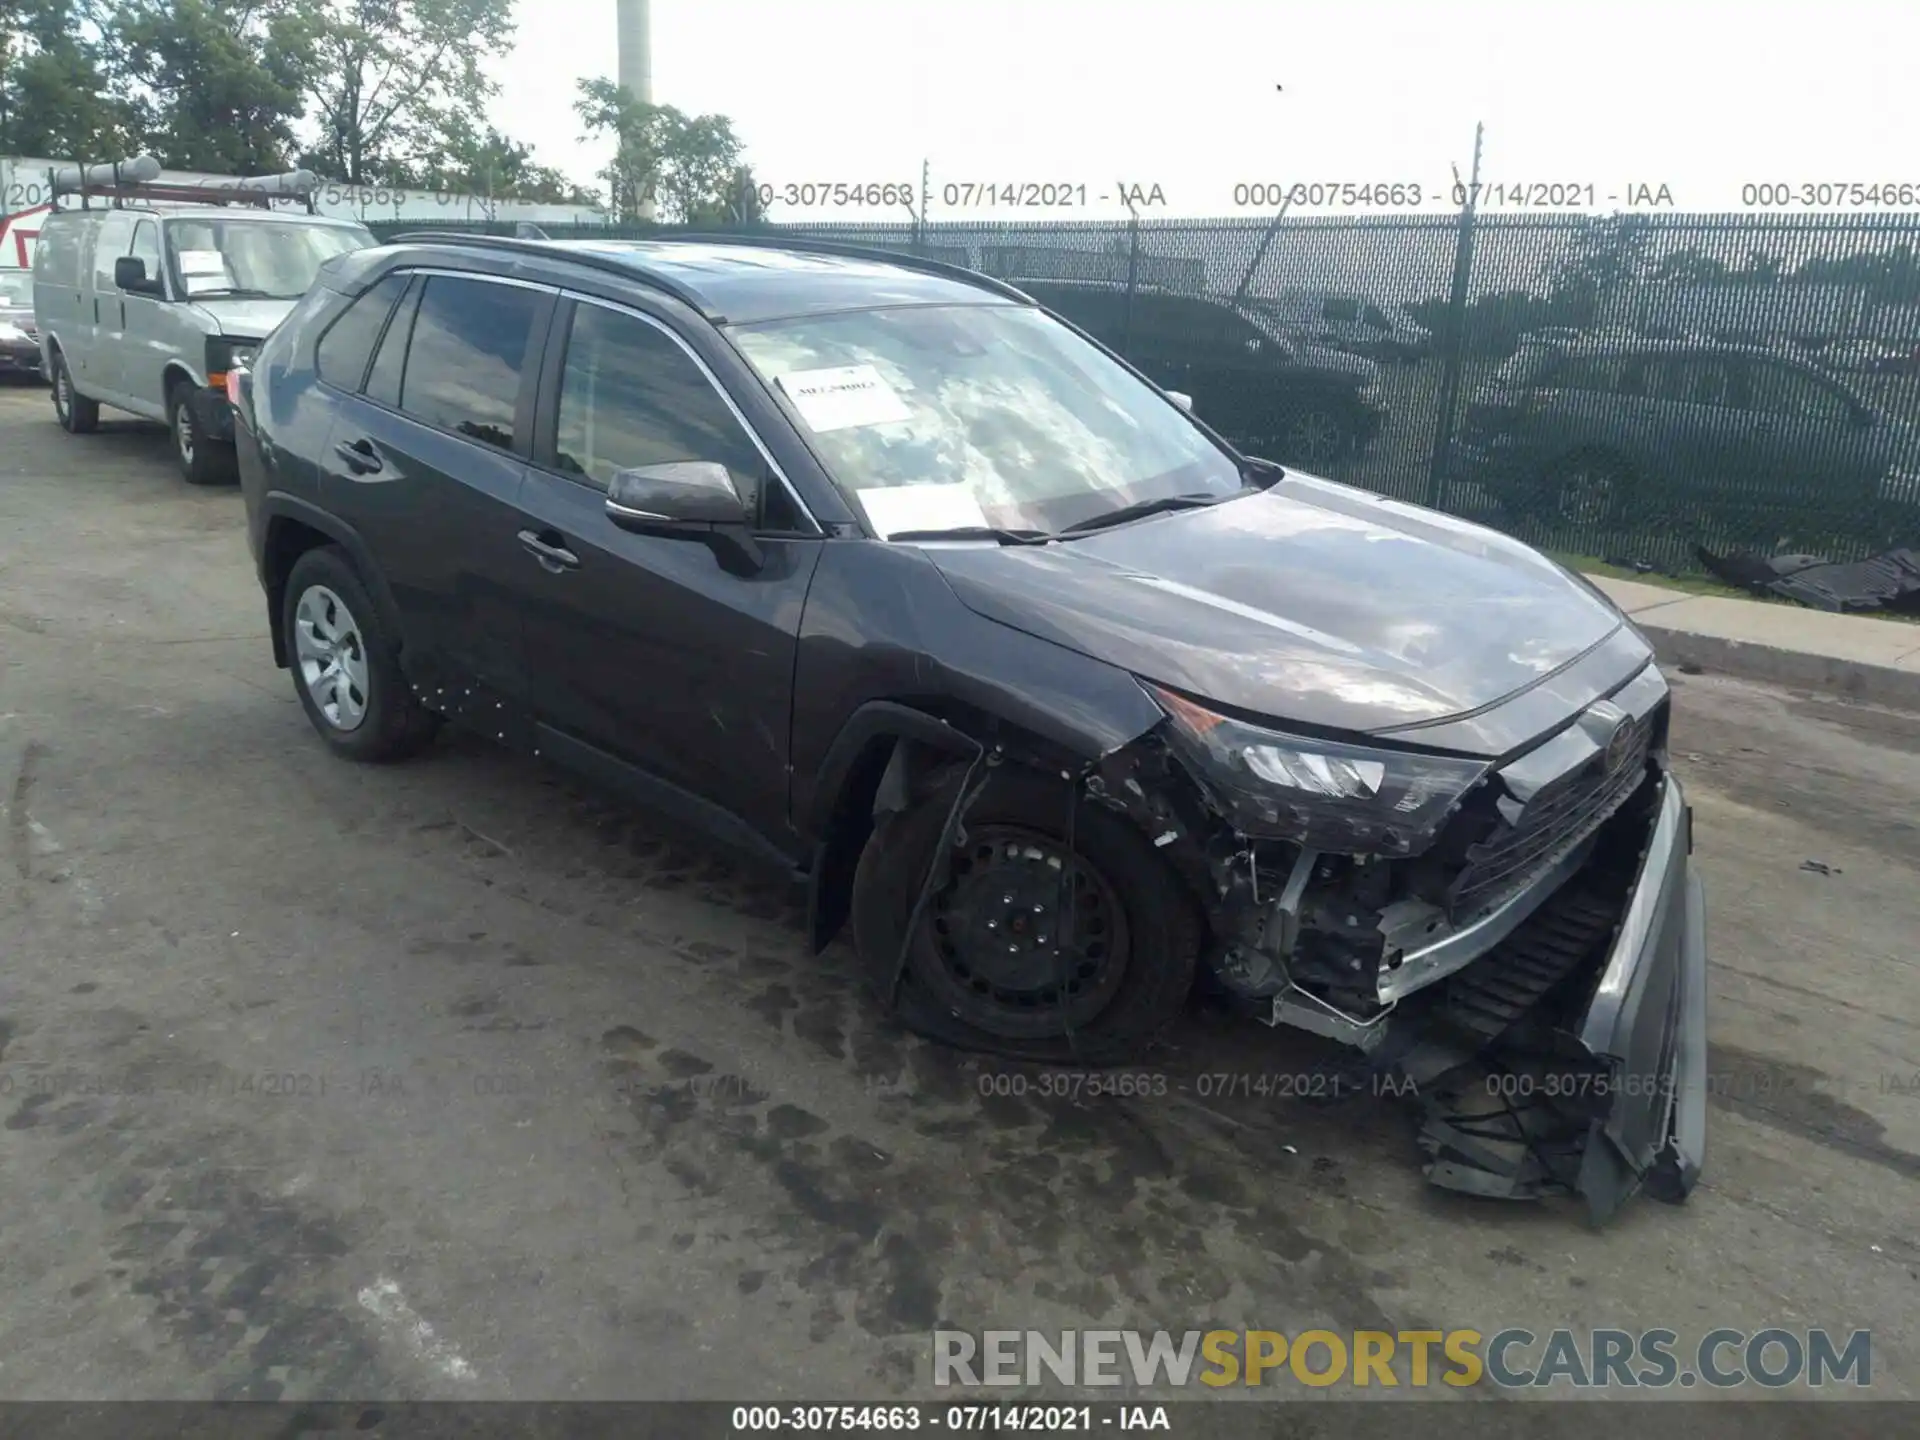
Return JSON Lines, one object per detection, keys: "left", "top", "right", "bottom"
{"left": 849, "top": 764, "right": 1200, "bottom": 1064}
{"left": 1543, "top": 450, "right": 1634, "bottom": 529}
{"left": 170, "top": 383, "right": 237, "bottom": 485}
{"left": 50, "top": 351, "right": 98, "bottom": 433}
{"left": 283, "top": 546, "right": 439, "bottom": 763}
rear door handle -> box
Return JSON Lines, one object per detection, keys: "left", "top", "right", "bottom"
{"left": 333, "top": 439, "right": 382, "bottom": 474}
{"left": 518, "top": 530, "right": 580, "bottom": 572}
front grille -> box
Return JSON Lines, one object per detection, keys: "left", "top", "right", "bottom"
{"left": 1449, "top": 713, "right": 1654, "bottom": 918}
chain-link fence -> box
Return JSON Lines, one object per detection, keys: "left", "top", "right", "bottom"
{"left": 367, "top": 210, "right": 1920, "bottom": 571}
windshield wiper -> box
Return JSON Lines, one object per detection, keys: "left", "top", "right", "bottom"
{"left": 886, "top": 526, "right": 1053, "bottom": 545}
{"left": 1057, "top": 489, "right": 1245, "bottom": 536}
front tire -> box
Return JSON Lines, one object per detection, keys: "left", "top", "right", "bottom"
{"left": 849, "top": 765, "right": 1200, "bottom": 1064}
{"left": 170, "top": 384, "right": 237, "bottom": 485}
{"left": 282, "top": 547, "right": 438, "bottom": 762}
{"left": 1277, "top": 407, "right": 1349, "bottom": 471}
{"left": 50, "top": 351, "right": 99, "bottom": 433}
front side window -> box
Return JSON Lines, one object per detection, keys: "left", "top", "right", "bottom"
{"left": 317, "top": 273, "right": 410, "bottom": 392}
{"left": 163, "top": 218, "right": 373, "bottom": 301}
{"left": 91, "top": 215, "right": 135, "bottom": 291}
{"left": 1743, "top": 362, "right": 1854, "bottom": 422}
{"left": 396, "top": 276, "right": 542, "bottom": 451}
{"left": 128, "top": 221, "right": 162, "bottom": 288}
{"left": 730, "top": 301, "right": 1243, "bottom": 536}
{"left": 554, "top": 302, "right": 769, "bottom": 504}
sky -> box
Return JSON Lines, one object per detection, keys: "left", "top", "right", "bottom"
{"left": 492, "top": 0, "right": 1920, "bottom": 221}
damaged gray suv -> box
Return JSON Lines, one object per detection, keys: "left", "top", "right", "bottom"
{"left": 231, "top": 232, "right": 1707, "bottom": 1222}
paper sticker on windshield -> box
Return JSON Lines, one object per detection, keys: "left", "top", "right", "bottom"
{"left": 777, "top": 364, "right": 911, "bottom": 432}
{"left": 176, "top": 249, "right": 228, "bottom": 276}
{"left": 855, "top": 483, "right": 988, "bottom": 539}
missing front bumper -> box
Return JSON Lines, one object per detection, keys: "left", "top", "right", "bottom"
{"left": 1415, "top": 774, "right": 1707, "bottom": 1223}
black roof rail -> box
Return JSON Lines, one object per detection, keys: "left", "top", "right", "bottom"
{"left": 381, "top": 227, "right": 1037, "bottom": 316}
{"left": 382, "top": 230, "right": 720, "bottom": 318}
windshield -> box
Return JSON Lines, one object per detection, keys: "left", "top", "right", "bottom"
{"left": 163, "top": 218, "right": 374, "bottom": 301}
{"left": 729, "top": 303, "right": 1244, "bottom": 535}
{"left": 0, "top": 270, "right": 30, "bottom": 307}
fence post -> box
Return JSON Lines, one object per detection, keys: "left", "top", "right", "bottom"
{"left": 1122, "top": 207, "right": 1140, "bottom": 357}
{"left": 1424, "top": 121, "right": 1484, "bottom": 511}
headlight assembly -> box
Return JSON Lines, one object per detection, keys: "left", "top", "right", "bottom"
{"left": 1144, "top": 682, "right": 1491, "bottom": 857}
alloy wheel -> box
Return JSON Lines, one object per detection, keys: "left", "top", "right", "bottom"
{"left": 1556, "top": 466, "right": 1617, "bottom": 528}
{"left": 293, "top": 584, "right": 371, "bottom": 731}
{"left": 175, "top": 401, "right": 195, "bottom": 467}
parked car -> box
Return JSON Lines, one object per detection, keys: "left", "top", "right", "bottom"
{"left": 1816, "top": 338, "right": 1905, "bottom": 374}
{"left": 1007, "top": 278, "right": 1387, "bottom": 470}
{"left": 1460, "top": 335, "right": 1920, "bottom": 527}
{"left": 33, "top": 201, "right": 375, "bottom": 481}
{"left": 0, "top": 268, "right": 42, "bottom": 380}
{"left": 229, "top": 232, "right": 1706, "bottom": 1218}
{"left": 1249, "top": 289, "right": 1433, "bottom": 363}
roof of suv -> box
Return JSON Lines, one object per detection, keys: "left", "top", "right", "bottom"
{"left": 382, "top": 233, "right": 1032, "bottom": 325}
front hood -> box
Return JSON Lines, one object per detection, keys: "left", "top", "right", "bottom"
{"left": 189, "top": 297, "right": 297, "bottom": 341}
{"left": 1286, "top": 341, "right": 1379, "bottom": 382}
{"left": 922, "top": 474, "right": 1626, "bottom": 739}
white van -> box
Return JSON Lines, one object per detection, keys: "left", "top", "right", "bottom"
{"left": 33, "top": 203, "right": 374, "bottom": 482}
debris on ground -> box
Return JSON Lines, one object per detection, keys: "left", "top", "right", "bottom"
{"left": 1800, "top": 859, "right": 1839, "bottom": 876}
{"left": 1695, "top": 543, "right": 1920, "bottom": 614}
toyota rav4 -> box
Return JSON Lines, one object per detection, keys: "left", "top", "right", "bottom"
{"left": 230, "top": 233, "right": 1707, "bottom": 1221}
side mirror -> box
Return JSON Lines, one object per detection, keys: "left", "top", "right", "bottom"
{"left": 605, "top": 461, "right": 762, "bottom": 570}
{"left": 1166, "top": 390, "right": 1193, "bottom": 411}
{"left": 114, "top": 256, "right": 161, "bottom": 295}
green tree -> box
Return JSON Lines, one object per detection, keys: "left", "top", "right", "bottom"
{"left": 299, "top": 0, "right": 516, "bottom": 185}
{"left": 413, "top": 116, "right": 599, "bottom": 205}
{"left": 0, "top": 0, "right": 139, "bottom": 161}
{"left": 574, "top": 77, "right": 756, "bottom": 223}
{"left": 105, "top": 0, "right": 313, "bottom": 173}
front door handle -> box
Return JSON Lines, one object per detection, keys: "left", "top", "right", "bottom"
{"left": 518, "top": 530, "right": 580, "bottom": 572}
{"left": 333, "top": 439, "right": 382, "bottom": 474}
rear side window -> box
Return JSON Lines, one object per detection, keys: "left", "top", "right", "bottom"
{"left": 316, "top": 273, "right": 409, "bottom": 391}
{"left": 395, "top": 276, "right": 542, "bottom": 451}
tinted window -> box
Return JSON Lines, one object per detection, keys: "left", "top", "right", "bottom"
{"left": 1650, "top": 356, "right": 1733, "bottom": 407}
{"left": 554, "top": 302, "right": 768, "bottom": 504}
{"left": 396, "top": 276, "right": 541, "bottom": 450}
{"left": 1323, "top": 296, "right": 1359, "bottom": 323}
{"left": 365, "top": 277, "right": 420, "bottom": 408}
{"left": 317, "top": 273, "right": 409, "bottom": 392}
{"left": 128, "top": 221, "right": 161, "bottom": 286}
{"left": 1744, "top": 362, "right": 1853, "bottom": 422}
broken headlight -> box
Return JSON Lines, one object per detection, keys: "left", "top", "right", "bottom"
{"left": 1144, "top": 683, "right": 1491, "bottom": 857}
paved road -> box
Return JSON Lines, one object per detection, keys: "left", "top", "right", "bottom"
{"left": 0, "top": 383, "right": 1914, "bottom": 1404}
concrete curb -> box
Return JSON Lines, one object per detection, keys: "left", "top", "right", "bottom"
{"left": 1630, "top": 616, "right": 1920, "bottom": 710}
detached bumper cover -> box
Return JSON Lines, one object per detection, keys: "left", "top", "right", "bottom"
{"left": 1418, "top": 774, "right": 1707, "bottom": 1223}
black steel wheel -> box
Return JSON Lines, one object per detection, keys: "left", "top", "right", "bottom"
{"left": 849, "top": 765, "right": 1200, "bottom": 1064}
{"left": 922, "top": 824, "right": 1131, "bottom": 1039}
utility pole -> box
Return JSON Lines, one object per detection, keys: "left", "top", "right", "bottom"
{"left": 1424, "top": 121, "right": 1484, "bottom": 510}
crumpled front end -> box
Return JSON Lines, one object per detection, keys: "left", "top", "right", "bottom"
{"left": 1088, "top": 659, "right": 1707, "bottom": 1222}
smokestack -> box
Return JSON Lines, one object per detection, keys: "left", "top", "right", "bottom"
{"left": 617, "top": 0, "right": 652, "bottom": 105}
{"left": 616, "top": 0, "right": 655, "bottom": 219}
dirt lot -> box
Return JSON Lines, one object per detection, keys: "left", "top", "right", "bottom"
{"left": 0, "top": 381, "right": 1915, "bottom": 1405}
